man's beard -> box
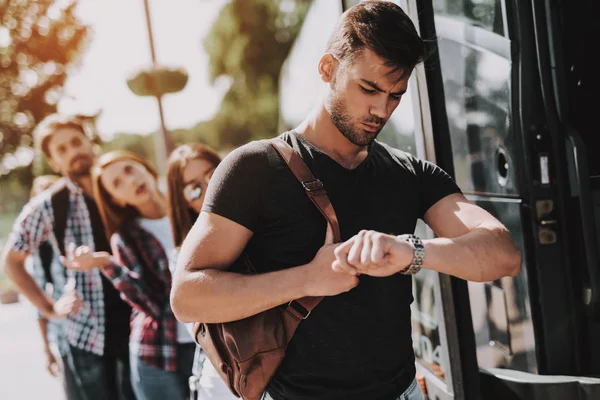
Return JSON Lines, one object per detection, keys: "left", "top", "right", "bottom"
{"left": 329, "top": 95, "right": 384, "bottom": 147}
{"left": 67, "top": 155, "right": 93, "bottom": 178}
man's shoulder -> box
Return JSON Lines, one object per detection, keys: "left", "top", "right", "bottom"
{"left": 221, "top": 135, "right": 290, "bottom": 172}
{"left": 373, "top": 140, "right": 419, "bottom": 173}
{"left": 27, "top": 177, "right": 69, "bottom": 208}
{"left": 15, "top": 177, "right": 74, "bottom": 229}
{"left": 20, "top": 188, "right": 54, "bottom": 219}
{"left": 224, "top": 139, "right": 271, "bottom": 161}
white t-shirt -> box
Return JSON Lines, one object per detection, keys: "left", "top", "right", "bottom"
{"left": 137, "top": 216, "right": 195, "bottom": 344}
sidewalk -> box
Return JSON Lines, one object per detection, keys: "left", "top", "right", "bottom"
{"left": 0, "top": 298, "right": 63, "bottom": 400}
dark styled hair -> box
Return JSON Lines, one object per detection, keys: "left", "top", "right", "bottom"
{"left": 326, "top": 0, "right": 426, "bottom": 76}
{"left": 166, "top": 143, "right": 221, "bottom": 247}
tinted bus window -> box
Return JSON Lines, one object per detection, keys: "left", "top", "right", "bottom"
{"left": 433, "top": 0, "right": 505, "bottom": 36}
{"left": 376, "top": 81, "right": 418, "bottom": 155}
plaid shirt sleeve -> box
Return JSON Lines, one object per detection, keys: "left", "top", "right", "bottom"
{"left": 10, "top": 197, "right": 52, "bottom": 255}
{"left": 100, "top": 233, "right": 163, "bottom": 320}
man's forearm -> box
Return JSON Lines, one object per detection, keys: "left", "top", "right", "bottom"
{"left": 422, "top": 225, "right": 521, "bottom": 282}
{"left": 1, "top": 248, "right": 54, "bottom": 316}
{"left": 171, "top": 265, "right": 311, "bottom": 324}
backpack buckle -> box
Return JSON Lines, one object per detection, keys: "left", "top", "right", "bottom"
{"left": 302, "top": 179, "right": 323, "bottom": 192}
{"left": 287, "top": 300, "right": 311, "bottom": 320}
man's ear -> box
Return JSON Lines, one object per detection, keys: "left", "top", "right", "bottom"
{"left": 318, "top": 53, "right": 337, "bottom": 84}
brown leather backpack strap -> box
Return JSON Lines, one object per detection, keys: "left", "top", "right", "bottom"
{"left": 269, "top": 138, "right": 341, "bottom": 244}
{"left": 268, "top": 137, "right": 342, "bottom": 331}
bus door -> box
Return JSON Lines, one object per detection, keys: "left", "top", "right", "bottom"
{"left": 404, "top": 0, "right": 600, "bottom": 398}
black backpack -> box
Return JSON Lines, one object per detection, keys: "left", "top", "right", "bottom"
{"left": 46, "top": 179, "right": 70, "bottom": 281}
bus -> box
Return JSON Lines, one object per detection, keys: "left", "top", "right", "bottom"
{"left": 278, "top": 1, "right": 599, "bottom": 399}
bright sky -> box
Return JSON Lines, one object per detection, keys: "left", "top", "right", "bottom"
{"left": 58, "top": 0, "right": 230, "bottom": 140}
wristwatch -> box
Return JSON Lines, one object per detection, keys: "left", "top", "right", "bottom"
{"left": 397, "top": 234, "right": 425, "bottom": 275}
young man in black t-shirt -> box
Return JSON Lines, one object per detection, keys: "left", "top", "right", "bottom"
{"left": 171, "top": 2, "right": 522, "bottom": 400}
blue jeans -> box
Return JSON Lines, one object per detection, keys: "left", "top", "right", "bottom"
{"left": 130, "top": 343, "right": 196, "bottom": 400}
{"left": 262, "top": 378, "right": 424, "bottom": 400}
{"left": 61, "top": 352, "right": 84, "bottom": 400}
{"left": 395, "top": 378, "right": 425, "bottom": 400}
{"left": 67, "top": 345, "right": 135, "bottom": 400}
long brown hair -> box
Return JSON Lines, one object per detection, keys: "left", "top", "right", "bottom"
{"left": 92, "top": 150, "right": 159, "bottom": 241}
{"left": 166, "top": 143, "right": 221, "bottom": 247}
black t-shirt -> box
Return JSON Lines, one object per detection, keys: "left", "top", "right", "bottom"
{"left": 83, "top": 196, "right": 132, "bottom": 357}
{"left": 203, "top": 131, "right": 461, "bottom": 400}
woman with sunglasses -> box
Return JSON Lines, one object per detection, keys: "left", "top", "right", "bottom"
{"left": 62, "top": 151, "right": 196, "bottom": 400}
{"left": 166, "top": 144, "right": 237, "bottom": 400}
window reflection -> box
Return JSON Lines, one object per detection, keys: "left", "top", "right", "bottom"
{"left": 437, "top": 35, "right": 516, "bottom": 195}
{"left": 411, "top": 268, "right": 447, "bottom": 382}
{"left": 433, "top": 0, "right": 505, "bottom": 35}
{"left": 377, "top": 81, "right": 417, "bottom": 154}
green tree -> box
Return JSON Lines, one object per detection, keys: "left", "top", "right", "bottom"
{"left": 204, "top": 0, "right": 311, "bottom": 148}
{"left": 0, "top": 0, "right": 90, "bottom": 176}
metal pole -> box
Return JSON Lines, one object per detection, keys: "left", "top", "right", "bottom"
{"left": 143, "top": 0, "right": 173, "bottom": 176}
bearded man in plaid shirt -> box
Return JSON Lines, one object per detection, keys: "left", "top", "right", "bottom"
{"left": 0, "top": 114, "right": 135, "bottom": 400}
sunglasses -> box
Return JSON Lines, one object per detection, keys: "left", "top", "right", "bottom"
{"left": 183, "top": 182, "right": 204, "bottom": 203}
{"left": 182, "top": 169, "right": 215, "bottom": 203}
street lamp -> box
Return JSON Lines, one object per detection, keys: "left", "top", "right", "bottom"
{"left": 126, "top": 0, "right": 188, "bottom": 175}
{"left": 143, "top": 0, "right": 170, "bottom": 176}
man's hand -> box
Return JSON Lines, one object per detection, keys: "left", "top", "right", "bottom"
{"left": 43, "top": 347, "right": 59, "bottom": 377}
{"left": 45, "top": 279, "right": 83, "bottom": 320}
{"left": 305, "top": 244, "right": 359, "bottom": 297}
{"left": 61, "top": 243, "right": 111, "bottom": 271}
{"left": 333, "top": 230, "right": 414, "bottom": 277}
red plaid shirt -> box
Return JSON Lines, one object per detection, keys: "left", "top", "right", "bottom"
{"left": 101, "top": 222, "right": 178, "bottom": 371}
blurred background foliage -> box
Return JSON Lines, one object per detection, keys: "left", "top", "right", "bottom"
{"left": 0, "top": 0, "right": 312, "bottom": 235}
{"left": 0, "top": 0, "right": 90, "bottom": 234}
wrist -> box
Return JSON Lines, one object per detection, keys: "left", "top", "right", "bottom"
{"left": 41, "top": 302, "right": 56, "bottom": 319}
{"left": 396, "top": 234, "right": 425, "bottom": 275}
{"left": 295, "top": 264, "right": 314, "bottom": 298}
{"left": 99, "top": 255, "right": 116, "bottom": 269}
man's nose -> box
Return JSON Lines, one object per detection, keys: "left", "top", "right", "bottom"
{"left": 369, "top": 96, "right": 390, "bottom": 120}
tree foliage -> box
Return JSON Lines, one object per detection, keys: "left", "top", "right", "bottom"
{"left": 0, "top": 0, "right": 89, "bottom": 174}
{"left": 201, "top": 0, "right": 311, "bottom": 148}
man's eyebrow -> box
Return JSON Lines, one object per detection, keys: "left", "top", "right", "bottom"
{"left": 360, "top": 79, "right": 406, "bottom": 96}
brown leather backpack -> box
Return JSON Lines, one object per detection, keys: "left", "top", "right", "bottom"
{"left": 192, "top": 138, "right": 341, "bottom": 400}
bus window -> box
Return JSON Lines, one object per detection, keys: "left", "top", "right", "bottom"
{"left": 376, "top": 78, "right": 418, "bottom": 155}
{"left": 432, "top": 0, "right": 538, "bottom": 377}
{"left": 411, "top": 220, "right": 450, "bottom": 383}
{"left": 433, "top": 0, "right": 506, "bottom": 36}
